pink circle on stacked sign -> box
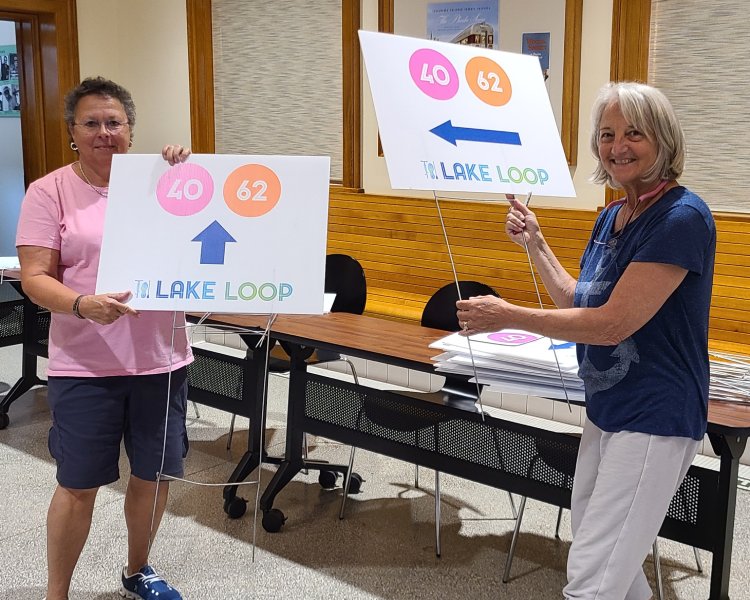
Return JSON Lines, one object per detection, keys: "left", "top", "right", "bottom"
{"left": 487, "top": 331, "right": 542, "bottom": 345}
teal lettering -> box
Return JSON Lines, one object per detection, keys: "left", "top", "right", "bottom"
{"left": 279, "top": 283, "right": 293, "bottom": 300}
{"left": 440, "top": 162, "right": 454, "bottom": 180}
{"left": 496, "top": 166, "right": 510, "bottom": 183}
{"left": 186, "top": 280, "right": 200, "bottom": 299}
{"left": 523, "top": 168, "right": 539, "bottom": 184}
{"left": 202, "top": 281, "right": 215, "bottom": 300}
{"left": 238, "top": 282, "right": 257, "bottom": 300}
{"left": 258, "top": 283, "right": 277, "bottom": 301}
{"left": 169, "top": 281, "right": 185, "bottom": 299}
{"left": 224, "top": 281, "right": 237, "bottom": 301}
{"left": 479, "top": 164, "right": 491, "bottom": 181}
{"left": 156, "top": 281, "right": 168, "bottom": 299}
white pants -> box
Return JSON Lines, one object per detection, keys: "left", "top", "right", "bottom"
{"left": 563, "top": 421, "right": 700, "bottom": 600}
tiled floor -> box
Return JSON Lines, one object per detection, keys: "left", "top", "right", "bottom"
{"left": 1, "top": 344, "right": 748, "bottom": 599}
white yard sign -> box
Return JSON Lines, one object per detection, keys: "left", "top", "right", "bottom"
{"left": 96, "top": 154, "right": 330, "bottom": 313}
{"left": 359, "top": 30, "right": 575, "bottom": 197}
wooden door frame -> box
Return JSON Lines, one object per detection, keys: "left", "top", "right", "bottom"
{"left": 604, "top": 0, "right": 650, "bottom": 203}
{"left": 0, "top": 0, "right": 79, "bottom": 185}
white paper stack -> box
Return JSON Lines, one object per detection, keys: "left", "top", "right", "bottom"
{"left": 430, "top": 329, "right": 585, "bottom": 402}
{"left": 0, "top": 256, "right": 20, "bottom": 270}
{"left": 709, "top": 351, "right": 750, "bottom": 404}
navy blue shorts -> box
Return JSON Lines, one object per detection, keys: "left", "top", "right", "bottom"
{"left": 46, "top": 367, "right": 189, "bottom": 489}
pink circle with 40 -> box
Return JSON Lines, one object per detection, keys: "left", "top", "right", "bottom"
{"left": 408, "top": 48, "right": 459, "bottom": 100}
{"left": 156, "top": 162, "right": 214, "bottom": 216}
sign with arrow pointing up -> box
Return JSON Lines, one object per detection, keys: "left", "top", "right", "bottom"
{"left": 359, "top": 30, "right": 575, "bottom": 197}
{"left": 96, "top": 154, "right": 330, "bottom": 313}
{"left": 192, "top": 220, "right": 237, "bottom": 265}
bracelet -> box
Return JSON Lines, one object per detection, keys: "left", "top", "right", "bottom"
{"left": 72, "top": 294, "right": 86, "bottom": 319}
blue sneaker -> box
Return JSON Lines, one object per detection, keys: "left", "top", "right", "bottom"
{"left": 119, "top": 565, "right": 183, "bottom": 599}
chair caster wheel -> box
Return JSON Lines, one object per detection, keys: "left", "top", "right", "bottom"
{"left": 0, "top": 413, "right": 8, "bottom": 430}
{"left": 262, "top": 508, "right": 286, "bottom": 532}
{"left": 318, "top": 470, "right": 339, "bottom": 489}
{"left": 346, "top": 472, "right": 364, "bottom": 494}
{"left": 224, "top": 496, "right": 247, "bottom": 519}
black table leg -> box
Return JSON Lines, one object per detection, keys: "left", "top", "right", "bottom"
{"left": 221, "top": 337, "right": 282, "bottom": 518}
{"left": 707, "top": 432, "right": 747, "bottom": 600}
{"left": 258, "top": 346, "right": 351, "bottom": 532}
{"left": 258, "top": 350, "right": 308, "bottom": 530}
{"left": 0, "top": 294, "right": 46, "bottom": 428}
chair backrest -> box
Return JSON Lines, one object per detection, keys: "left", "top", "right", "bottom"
{"left": 421, "top": 281, "right": 499, "bottom": 332}
{"left": 276, "top": 254, "right": 366, "bottom": 363}
{"left": 325, "top": 253, "right": 367, "bottom": 315}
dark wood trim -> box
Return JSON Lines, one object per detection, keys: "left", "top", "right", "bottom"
{"left": 375, "top": 0, "right": 393, "bottom": 159}
{"left": 341, "top": 0, "right": 362, "bottom": 191}
{"left": 0, "top": 0, "right": 79, "bottom": 184}
{"left": 15, "top": 17, "right": 44, "bottom": 188}
{"left": 606, "top": 0, "right": 651, "bottom": 203}
{"left": 561, "top": 0, "right": 582, "bottom": 166}
{"left": 610, "top": 0, "right": 651, "bottom": 82}
{"left": 378, "top": 0, "right": 394, "bottom": 33}
{"left": 185, "top": 0, "right": 214, "bottom": 153}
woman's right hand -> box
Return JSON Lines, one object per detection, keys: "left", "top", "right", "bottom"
{"left": 78, "top": 291, "right": 138, "bottom": 325}
{"left": 505, "top": 198, "right": 541, "bottom": 248}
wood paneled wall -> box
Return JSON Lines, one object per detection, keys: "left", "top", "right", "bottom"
{"left": 327, "top": 188, "right": 750, "bottom": 354}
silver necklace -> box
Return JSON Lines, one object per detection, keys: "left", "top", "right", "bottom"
{"left": 76, "top": 161, "right": 108, "bottom": 197}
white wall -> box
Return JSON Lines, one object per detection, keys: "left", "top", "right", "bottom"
{"left": 76, "top": 0, "right": 192, "bottom": 153}
{"left": 361, "top": 0, "right": 613, "bottom": 210}
{"left": 0, "top": 20, "right": 23, "bottom": 257}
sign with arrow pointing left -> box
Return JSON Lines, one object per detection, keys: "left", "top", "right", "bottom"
{"left": 95, "top": 154, "right": 330, "bottom": 313}
{"left": 359, "top": 30, "right": 575, "bottom": 197}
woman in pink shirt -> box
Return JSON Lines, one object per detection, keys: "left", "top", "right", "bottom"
{"left": 16, "top": 77, "right": 192, "bottom": 600}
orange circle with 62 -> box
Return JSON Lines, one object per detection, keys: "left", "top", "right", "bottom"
{"left": 465, "top": 56, "right": 512, "bottom": 107}
{"left": 223, "top": 164, "right": 281, "bottom": 217}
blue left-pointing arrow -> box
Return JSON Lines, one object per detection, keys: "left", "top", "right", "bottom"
{"left": 549, "top": 341, "right": 576, "bottom": 350}
{"left": 192, "top": 220, "right": 237, "bottom": 265}
{"left": 430, "top": 120, "right": 521, "bottom": 147}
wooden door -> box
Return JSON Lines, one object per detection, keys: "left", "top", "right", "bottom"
{"left": 0, "top": 0, "right": 78, "bottom": 186}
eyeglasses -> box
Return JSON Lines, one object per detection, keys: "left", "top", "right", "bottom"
{"left": 73, "top": 120, "right": 129, "bottom": 134}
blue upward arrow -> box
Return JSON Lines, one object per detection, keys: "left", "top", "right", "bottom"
{"left": 192, "top": 221, "right": 237, "bottom": 265}
{"left": 430, "top": 120, "right": 521, "bottom": 147}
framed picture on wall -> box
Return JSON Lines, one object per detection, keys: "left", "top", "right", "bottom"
{"left": 426, "top": 1, "right": 499, "bottom": 48}
{"left": 0, "top": 44, "right": 20, "bottom": 118}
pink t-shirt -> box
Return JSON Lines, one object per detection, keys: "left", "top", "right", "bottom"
{"left": 15, "top": 164, "right": 193, "bottom": 377}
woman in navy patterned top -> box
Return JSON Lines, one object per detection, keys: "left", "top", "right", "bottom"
{"left": 457, "top": 82, "right": 715, "bottom": 599}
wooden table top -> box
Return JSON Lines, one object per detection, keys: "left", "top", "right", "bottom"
{"left": 196, "top": 311, "right": 446, "bottom": 371}
{"left": 197, "top": 311, "right": 750, "bottom": 435}
{"left": 707, "top": 399, "right": 750, "bottom": 435}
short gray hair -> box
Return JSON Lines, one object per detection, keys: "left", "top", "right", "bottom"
{"left": 64, "top": 76, "right": 136, "bottom": 142}
{"left": 590, "top": 82, "right": 685, "bottom": 188}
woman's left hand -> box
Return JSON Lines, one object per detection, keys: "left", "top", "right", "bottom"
{"left": 162, "top": 144, "right": 191, "bottom": 166}
{"left": 456, "top": 295, "right": 510, "bottom": 336}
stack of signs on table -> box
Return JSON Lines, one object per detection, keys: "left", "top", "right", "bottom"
{"left": 430, "top": 329, "right": 585, "bottom": 402}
